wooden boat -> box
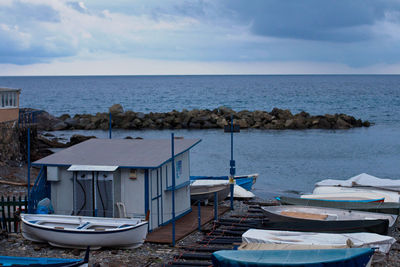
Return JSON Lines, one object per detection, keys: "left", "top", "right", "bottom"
{"left": 212, "top": 248, "right": 374, "bottom": 267}
{"left": 242, "top": 229, "right": 396, "bottom": 253}
{"left": 261, "top": 205, "right": 396, "bottom": 235}
{"left": 301, "top": 192, "right": 385, "bottom": 203}
{"left": 21, "top": 214, "right": 148, "bottom": 249}
{"left": 190, "top": 180, "right": 230, "bottom": 203}
{"left": 277, "top": 196, "right": 400, "bottom": 215}
{"left": 0, "top": 247, "right": 89, "bottom": 266}
{"left": 190, "top": 173, "right": 258, "bottom": 191}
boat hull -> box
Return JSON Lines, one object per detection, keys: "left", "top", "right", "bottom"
{"left": 212, "top": 248, "right": 374, "bottom": 267}
{"left": 190, "top": 182, "right": 230, "bottom": 203}
{"left": 190, "top": 173, "right": 258, "bottom": 191}
{"left": 0, "top": 256, "right": 86, "bottom": 267}
{"left": 21, "top": 214, "right": 148, "bottom": 249}
{"left": 278, "top": 196, "right": 400, "bottom": 215}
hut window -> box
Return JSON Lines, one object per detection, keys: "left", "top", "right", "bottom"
{"left": 176, "top": 160, "right": 182, "bottom": 179}
{"left": 129, "top": 169, "right": 137, "bottom": 179}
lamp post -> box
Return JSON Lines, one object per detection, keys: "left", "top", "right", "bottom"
{"left": 224, "top": 114, "right": 240, "bottom": 210}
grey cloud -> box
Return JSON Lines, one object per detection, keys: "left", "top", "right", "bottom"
{"left": 225, "top": 0, "right": 400, "bottom": 42}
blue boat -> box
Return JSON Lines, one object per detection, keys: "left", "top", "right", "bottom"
{"left": 0, "top": 247, "right": 89, "bottom": 266}
{"left": 190, "top": 173, "right": 258, "bottom": 191}
{"left": 212, "top": 248, "right": 374, "bottom": 267}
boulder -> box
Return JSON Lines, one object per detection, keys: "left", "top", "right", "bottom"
{"left": 109, "top": 104, "right": 124, "bottom": 114}
{"left": 68, "top": 134, "right": 97, "bottom": 146}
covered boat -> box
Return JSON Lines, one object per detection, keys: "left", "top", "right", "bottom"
{"left": 301, "top": 192, "right": 384, "bottom": 203}
{"left": 212, "top": 248, "right": 374, "bottom": 267}
{"left": 190, "top": 173, "right": 258, "bottom": 191}
{"left": 314, "top": 173, "right": 400, "bottom": 202}
{"left": 242, "top": 229, "right": 395, "bottom": 253}
{"left": 21, "top": 214, "right": 148, "bottom": 249}
{"left": 277, "top": 196, "right": 400, "bottom": 215}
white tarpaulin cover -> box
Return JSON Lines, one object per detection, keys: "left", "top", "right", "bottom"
{"left": 242, "top": 229, "right": 396, "bottom": 254}
{"left": 316, "top": 173, "right": 400, "bottom": 190}
{"left": 67, "top": 165, "right": 118, "bottom": 172}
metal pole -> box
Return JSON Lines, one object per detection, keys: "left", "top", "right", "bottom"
{"left": 198, "top": 201, "right": 201, "bottom": 231}
{"left": 109, "top": 112, "right": 112, "bottom": 139}
{"left": 171, "top": 133, "right": 176, "bottom": 246}
{"left": 229, "top": 115, "right": 235, "bottom": 210}
{"left": 214, "top": 192, "right": 218, "bottom": 221}
{"left": 27, "top": 126, "right": 31, "bottom": 213}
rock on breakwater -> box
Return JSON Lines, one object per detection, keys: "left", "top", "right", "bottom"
{"left": 37, "top": 104, "right": 371, "bottom": 131}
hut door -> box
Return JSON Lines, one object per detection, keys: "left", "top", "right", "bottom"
{"left": 74, "top": 171, "right": 114, "bottom": 217}
{"left": 150, "top": 169, "right": 162, "bottom": 229}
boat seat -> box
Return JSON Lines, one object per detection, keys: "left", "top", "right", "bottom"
{"left": 115, "top": 202, "right": 129, "bottom": 218}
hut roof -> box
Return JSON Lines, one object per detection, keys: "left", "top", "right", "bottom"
{"left": 33, "top": 138, "right": 201, "bottom": 169}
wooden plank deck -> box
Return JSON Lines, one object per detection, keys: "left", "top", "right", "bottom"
{"left": 146, "top": 205, "right": 229, "bottom": 244}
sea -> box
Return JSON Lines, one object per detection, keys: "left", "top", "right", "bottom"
{"left": 1, "top": 75, "right": 399, "bottom": 199}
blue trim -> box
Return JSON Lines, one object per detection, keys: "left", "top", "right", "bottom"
{"left": 156, "top": 140, "right": 202, "bottom": 169}
{"left": 160, "top": 207, "right": 192, "bottom": 226}
{"left": 156, "top": 169, "right": 160, "bottom": 227}
{"left": 165, "top": 165, "right": 169, "bottom": 188}
{"left": 165, "top": 180, "right": 190, "bottom": 191}
{"left": 160, "top": 167, "right": 163, "bottom": 225}
{"left": 144, "top": 170, "right": 149, "bottom": 221}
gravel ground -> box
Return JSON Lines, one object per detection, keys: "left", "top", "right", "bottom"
{"left": 1, "top": 168, "right": 400, "bottom": 267}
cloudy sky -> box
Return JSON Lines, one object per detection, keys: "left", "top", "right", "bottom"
{"left": 1, "top": 0, "right": 400, "bottom": 75}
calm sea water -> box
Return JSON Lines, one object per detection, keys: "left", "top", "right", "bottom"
{"left": 1, "top": 75, "right": 399, "bottom": 198}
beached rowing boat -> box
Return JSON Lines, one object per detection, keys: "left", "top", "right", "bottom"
{"left": 190, "top": 180, "right": 230, "bottom": 203}
{"left": 313, "top": 173, "right": 400, "bottom": 202}
{"left": 190, "top": 173, "right": 258, "bottom": 191}
{"left": 21, "top": 214, "right": 148, "bottom": 249}
{"left": 241, "top": 229, "right": 396, "bottom": 253}
{"left": 277, "top": 196, "right": 400, "bottom": 215}
{"left": 261, "top": 205, "right": 396, "bottom": 235}
{"left": 301, "top": 192, "right": 385, "bottom": 203}
{"left": 212, "top": 248, "right": 374, "bottom": 267}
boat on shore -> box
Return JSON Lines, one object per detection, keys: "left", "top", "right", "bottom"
{"left": 301, "top": 192, "right": 385, "bottom": 203}
{"left": 190, "top": 180, "right": 230, "bottom": 203}
{"left": 277, "top": 196, "right": 400, "bottom": 215}
{"left": 212, "top": 248, "right": 374, "bottom": 267}
{"left": 0, "top": 247, "right": 89, "bottom": 266}
{"left": 261, "top": 205, "right": 396, "bottom": 235}
{"left": 242, "top": 229, "right": 396, "bottom": 253}
{"left": 314, "top": 173, "right": 400, "bottom": 202}
{"left": 21, "top": 214, "right": 148, "bottom": 249}
{"left": 190, "top": 173, "right": 258, "bottom": 191}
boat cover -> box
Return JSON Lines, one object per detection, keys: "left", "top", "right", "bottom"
{"left": 212, "top": 248, "right": 374, "bottom": 267}
{"left": 242, "top": 229, "right": 395, "bottom": 253}
{"left": 316, "top": 173, "right": 400, "bottom": 190}
{"left": 278, "top": 196, "right": 400, "bottom": 215}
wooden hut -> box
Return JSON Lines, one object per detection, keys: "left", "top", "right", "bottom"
{"left": 32, "top": 138, "right": 201, "bottom": 231}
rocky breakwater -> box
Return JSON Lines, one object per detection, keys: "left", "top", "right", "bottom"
{"left": 39, "top": 104, "right": 371, "bottom": 131}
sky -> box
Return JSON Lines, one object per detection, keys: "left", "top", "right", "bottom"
{"left": 1, "top": 0, "right": 400, "bottom": 75}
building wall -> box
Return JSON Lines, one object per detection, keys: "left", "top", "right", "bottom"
{"left": 50, "top": 167, "right": 74, "bottom": 215}
{"left": 150, "top": 152, "right": 191, "bottom": 230}
{"left": 120, "top": 168, "right": 145, "bottom": 217}
{"left": 0, "top": 108, "right": 19, "bottom": 123}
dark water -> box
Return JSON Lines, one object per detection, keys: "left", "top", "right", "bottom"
{"left": 1, "top": 75, "right": 399, "bottom": 198}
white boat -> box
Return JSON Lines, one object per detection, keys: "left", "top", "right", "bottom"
{"left": 242, "top": 229, "right": 396, "bottom": 253}
{"left": 190, "top": 180, "right": 230, "bottom": 203}
{"left": 314, "top": 173, "right": 400, "bottom": 202}
{"left": 301, "top": 192, "right": 385, "bottom": 202}
{"left": 21, "top": 214, "right": 148, "bottom": 249}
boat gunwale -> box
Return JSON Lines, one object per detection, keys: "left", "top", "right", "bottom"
{"left": 22, "top": 217, "right": 148, "bottom": 234}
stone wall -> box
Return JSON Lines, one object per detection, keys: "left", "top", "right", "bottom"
{"left": 0, "top": 121, "right": 37, "bottom": 166}
{"left": 46, "top": 105, "right": 371, "bottom": 131}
